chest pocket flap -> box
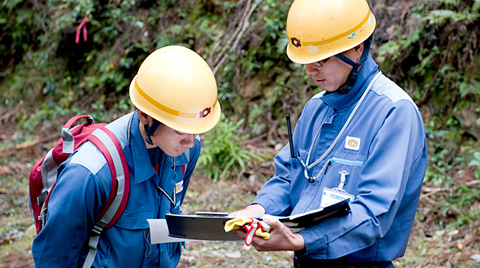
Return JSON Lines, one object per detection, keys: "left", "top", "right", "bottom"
{"left": 114, "top": 210, "right": 154, "bottom": 230}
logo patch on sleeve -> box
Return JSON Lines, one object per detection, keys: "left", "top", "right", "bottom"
{"left": 345, "top": 136, "right": 361, "bottom": 151}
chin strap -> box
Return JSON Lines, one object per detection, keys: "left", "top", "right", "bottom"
{"left": 334, "top": 34, "right": 373, "bottom": 93}
{"left": 144, "top": 119, "right": 161, "bottom": 145}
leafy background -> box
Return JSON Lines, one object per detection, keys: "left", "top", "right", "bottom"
{"left": 1, "top": 0, "right": 479, "bottom": 267}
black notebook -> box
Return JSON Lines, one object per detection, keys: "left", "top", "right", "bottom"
{"left": 165, "top": 199, "right": 350, "bottom": 241}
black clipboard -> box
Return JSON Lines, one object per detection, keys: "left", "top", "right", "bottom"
{"left": 165, "top": 199, "right": 350, "bottom": 240}
{"left": 277, "top": 199, "right": 350, "bottom": 232}
{"left": 165, "top": 212, "right": 244, "bottom": 241}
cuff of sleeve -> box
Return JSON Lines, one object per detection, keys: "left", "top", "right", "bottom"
{"left": 249, "top": 196, "right": 277, "bottom": 215}
{"left": 298, "top": 227, "right": 327, "bottom": 257}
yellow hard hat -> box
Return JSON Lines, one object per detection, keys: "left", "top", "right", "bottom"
{"left": 286, "top": 0, "right": 376, "bottom": 64}
{"left": 129, "top": 45, "right": 221, "bottom": 134}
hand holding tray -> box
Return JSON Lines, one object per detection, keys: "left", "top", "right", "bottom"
{"left": 165, "top": 199, "right": 350, "bottom": 241}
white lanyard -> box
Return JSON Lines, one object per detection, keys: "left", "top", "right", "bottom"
{"left": 301, "top": 72, "right": 381, "bottom": 182}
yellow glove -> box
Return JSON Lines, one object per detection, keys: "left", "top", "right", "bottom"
{"left": 225, "top": 217, "right": 271, "bottom": 246}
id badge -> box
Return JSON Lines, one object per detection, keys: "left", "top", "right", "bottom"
{"left": 320, "top": 187, "right": 354, "bottom": 209}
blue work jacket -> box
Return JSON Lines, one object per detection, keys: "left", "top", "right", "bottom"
{"left": 252, "top": 55, "right": 427, "bottom": 264}
{"left": 32, "top": 111, "right": 200, "bottom": 268}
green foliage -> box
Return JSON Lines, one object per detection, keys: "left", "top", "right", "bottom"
{"left": 424, "top": 0, "right": 480, "bottom": 24}
{"left": 1, "top": 0, "right": 479, "bottom": 190}
{"left": 213, "top": 0, "right": 303, "bottom": 120}
{"left": 378, "top": 0, "right": 480, "bottom": 109}
{"left": 1, "top": 0, "right": 160, "bottom": 116}
{"left": 379, "top": 3, "right": 480, "bottom": 217}
{"left": 1, "top": 0, "right": 305, "bottom": 140}
{"left": 467, "top": 151, "right": 480, "bottom": 179}
{"left": 424, "top": 117, "right": 480, "bottom": 224}
{"left": 424, "top": 161, "right": 480, "bottom": 222}
{"left": 198, "top": 114, "right": 264, "bottom": 181}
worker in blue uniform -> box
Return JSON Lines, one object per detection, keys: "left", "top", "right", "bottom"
{"left": 32, "top": 46, "right": 221, "bottom": 268}
{"left": 231, "top": 0, "right": 428, "bottom": 267}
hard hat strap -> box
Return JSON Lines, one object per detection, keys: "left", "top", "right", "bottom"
{"left": 335, "top": 54, "right": 357, "bottom": 68}
{"left": 335, "top": 35, "right": 373, "bottom": 92}
{"left": 144, "top": 119, "right": 161, "bottom": 145}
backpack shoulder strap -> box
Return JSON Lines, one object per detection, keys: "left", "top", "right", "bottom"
{"left": 82, "top": 126, "right": 130, "bottom": 268}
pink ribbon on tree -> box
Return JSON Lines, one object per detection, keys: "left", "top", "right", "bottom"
{"left": 75, "top": 16, "right": 89, "bottom": 44}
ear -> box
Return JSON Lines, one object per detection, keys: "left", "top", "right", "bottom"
{"left": 137, "top": 109, "right": 150, "bottom": 125}
{"left": 354, "top": 43, "right": 364, "bottom": 60}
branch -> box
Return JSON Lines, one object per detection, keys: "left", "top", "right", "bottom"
{"left": 211, "top": 0, "right": 250, "bottom": 67}
{"left": 213, "top": 0, "right": 259, "bottom": 75}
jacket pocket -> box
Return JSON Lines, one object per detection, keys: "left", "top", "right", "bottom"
{"left": 321, "top": 155, "right": 366, "bottom": 195}
{"left": 99, "top": 210, "right": 155, "bottom": 267}
{"left": 114, "top": 210, "right": 154, "bottom": 230}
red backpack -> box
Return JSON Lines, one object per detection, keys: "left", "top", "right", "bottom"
{"left": 28, "top": 115, "right": 130, "bottom": 268}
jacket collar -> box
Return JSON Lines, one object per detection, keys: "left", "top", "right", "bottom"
{"left": 321, "top": 54, "right": 379, "bottom": 110}
{"left": 130, "top": 111, "right": 156, "bottom": 183}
